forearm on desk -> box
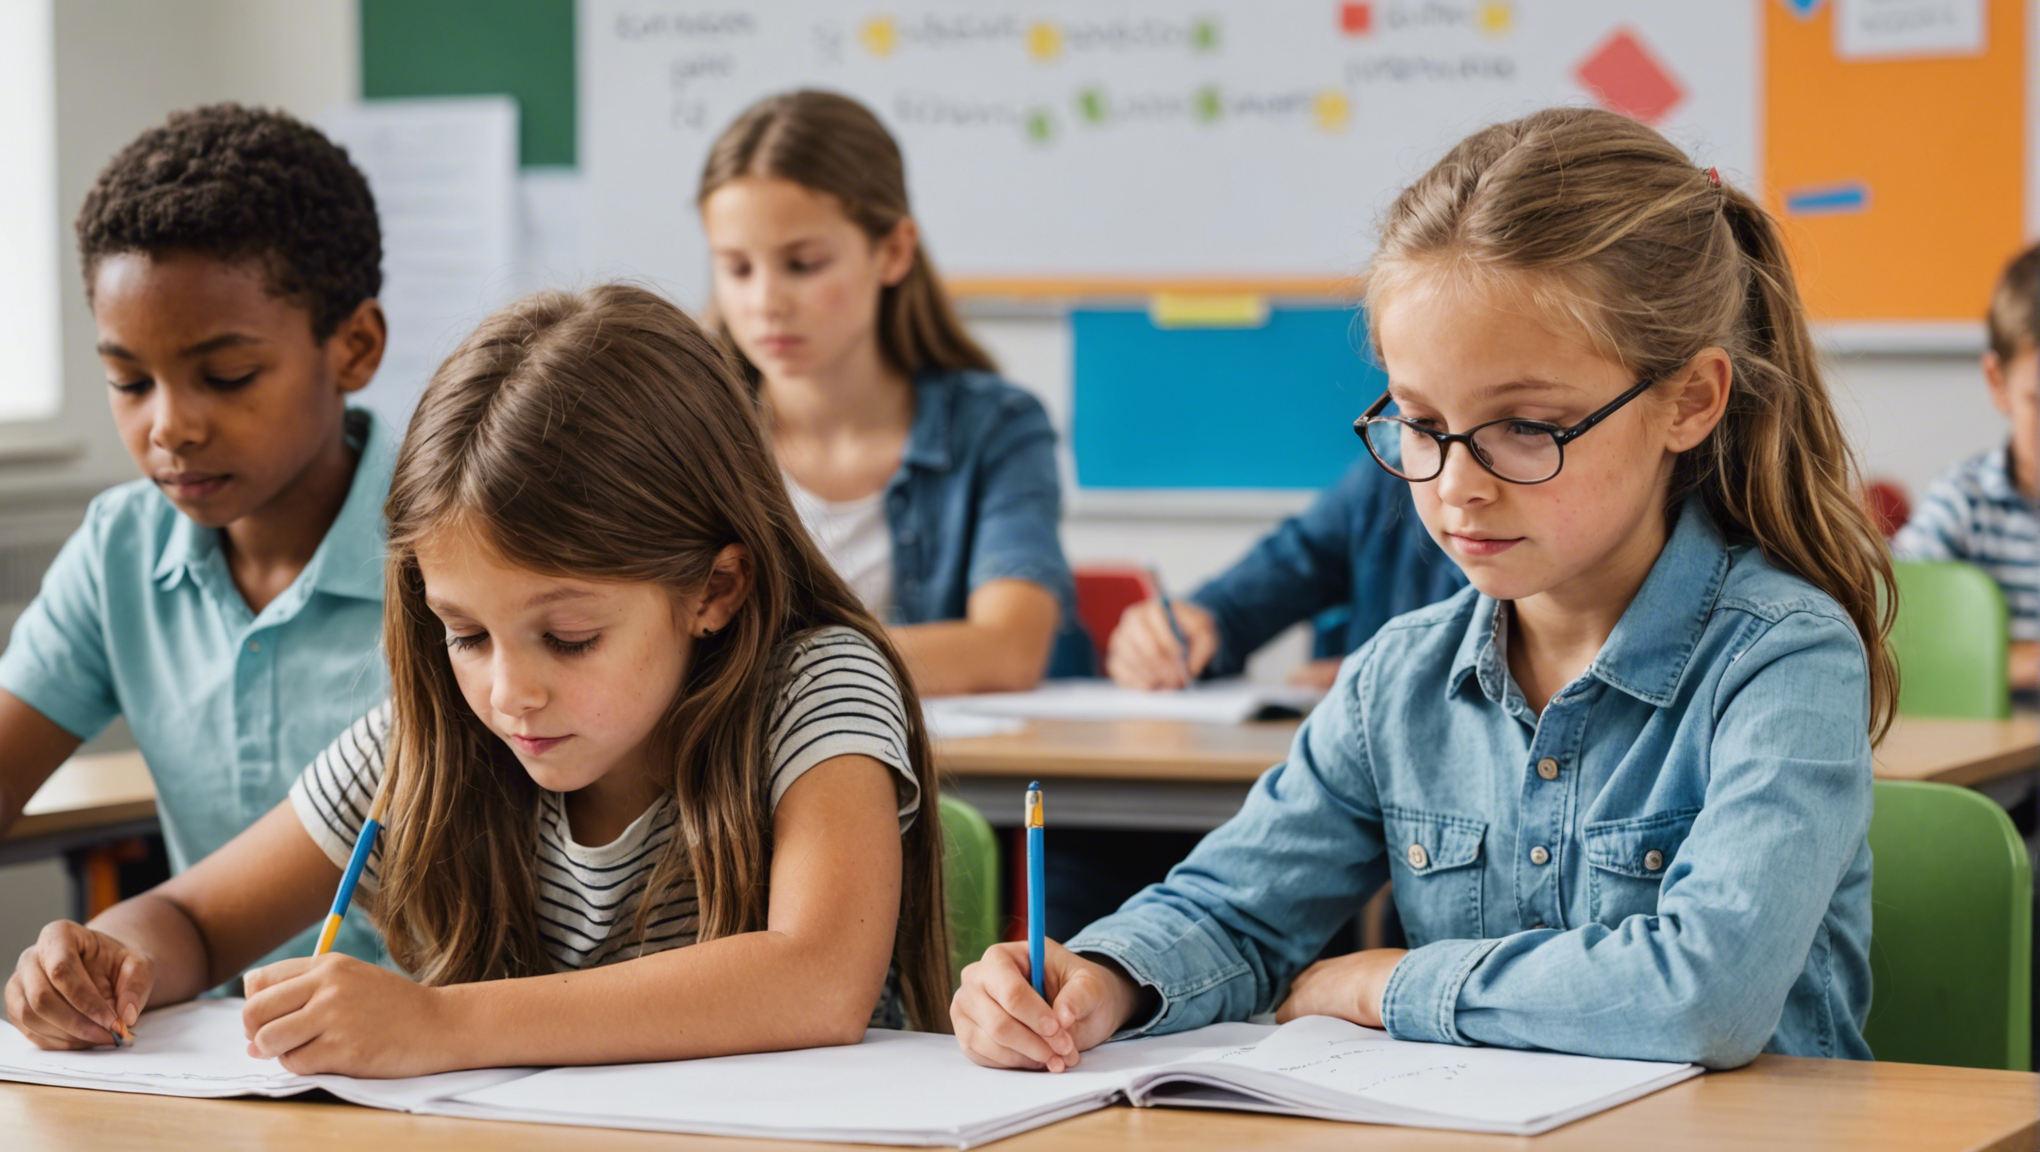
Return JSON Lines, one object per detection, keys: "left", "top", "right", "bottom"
{"left": 86, "top": 893, "right": 215, "bottom": 1005}
{"left": 438, "top": 928, "right": 886, "bottom": 1068}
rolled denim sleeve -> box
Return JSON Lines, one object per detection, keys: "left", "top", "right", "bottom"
{"left": 964, "top": 389, "right": 1076, "bottom": 618}
{"left": 1188, "top": 460, "right": 1369, "bottom": 677}
{"left": 1381, "top": 609, "right": 1873, "bottom": 1067}
{"left": 1066, "top": 646, "right": 1392, "bottom": 1036}
{"left": 0, "top": 503, "right": 119, "bottom": 741}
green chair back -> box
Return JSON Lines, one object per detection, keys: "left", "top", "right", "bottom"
{"left": 1864, "top": 780, "right": 2032, "bottom": 1069}
{"left": 939, "top": 795, "right": 1001, "bottom": 986}
{"left": 1889, "top": 560, "right": 2011, "bottom": 719}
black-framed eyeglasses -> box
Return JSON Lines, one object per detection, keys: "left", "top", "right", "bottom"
{"left": 1352, "top": 375, "right": 1657, "bottom": 485}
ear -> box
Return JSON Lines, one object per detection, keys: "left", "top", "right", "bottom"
{"left": 327, "top": 299, "right": 388, "bottom": 397}
{"left": 1663, "top": 346, "right": 1733, "bottom": 454}
{"left": 1983, "top": 351, "right": 2014, "bottom": 418}
{"left": 875, "top": 217, "right": 918, "bottom": 288}
{"left": 688, "top": 544, "right": 755, "bottom": 637}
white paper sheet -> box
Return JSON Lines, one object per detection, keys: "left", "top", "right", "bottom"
{"left": 318, "top": 97, "right": 520, "bottom": 434}
{"left": 931, "top": 679, "right": 1321, "bottom": 726}
{"left": 0, "top": 1001, "right": 527, "bottom": 1107}
{"left": 442, "top": 1024, "right": 1270, "bottom": 1146}
{"left": 1132, "top": 1015, "right": 1703, "bottom": 1135}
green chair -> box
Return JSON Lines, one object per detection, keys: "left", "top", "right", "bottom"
{"left": 1864, "top": 780, "right": 2032, "bottom": 1069}
{"left": 1888, "top": 560, "right": 2011, "bottom": 719}
{"left": 940, "top": 795, "right": 1002, "bottom": 987}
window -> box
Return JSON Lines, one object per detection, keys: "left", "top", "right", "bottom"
{"left": 0, "top": 0, "right": 59, "bottom": 425}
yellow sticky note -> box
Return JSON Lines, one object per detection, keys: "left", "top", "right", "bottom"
{"left": 861, "top": 16, "right": 897, "bottom": 57}
{"left": 1148, "top": 294, "right": 1271, "bottom": 329}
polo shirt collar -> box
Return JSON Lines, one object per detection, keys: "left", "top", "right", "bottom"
{"left": 151, "top": 408, "right": 391, "bottom": 603}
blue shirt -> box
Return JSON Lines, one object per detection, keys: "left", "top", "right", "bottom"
{"left": 1189, "top": 457, "right": 1469, "bottom": 675}
{"left": 1, "top": 409, "right": 393, "bottom": 973}
{"left": 886, "top": 369, "right": 1089, "bottom": 676}
{"left": 1069, "top": 498, "right": 1875, "bottom": 1067}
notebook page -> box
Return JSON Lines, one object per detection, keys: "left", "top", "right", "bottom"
{"left": 0, "top": 999, "right": 531, "bottom": 1108}
{"left": 442, "top": 1023, "right": 1273, "bottom": 1146}
{"left": 1135, "top": 1015, "right": 1699, "bottom": 1134}
{"left": 0, "top": 1000, "right": 307, "bottom": 1098}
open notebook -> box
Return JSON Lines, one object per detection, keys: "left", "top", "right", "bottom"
{"left": 0, "top": 1002, "right": 1698, "bottom": 1145}
{"left": 929, "top": 678, "right": 1325, "bottom": 727}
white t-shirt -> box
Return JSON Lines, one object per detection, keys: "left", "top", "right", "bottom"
{"left": 288, "top": 626, "right": 917, "bottom": 1022}
{"left": 784, "top": 472, "right": 895, "bottom": 619}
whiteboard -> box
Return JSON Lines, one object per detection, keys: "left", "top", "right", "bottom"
{"left": 578, "top": 1, "right": 1758, "bottom": 312}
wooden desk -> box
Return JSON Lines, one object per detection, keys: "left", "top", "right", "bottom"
{"left": 2, "top": 1054, "right": 2035, "bottom": 1152}
{"left": 0, "top": 751, "right": 155, "bottom": 867}
{"left": 943, "top": 711, "right": 2040, "bottom": 829}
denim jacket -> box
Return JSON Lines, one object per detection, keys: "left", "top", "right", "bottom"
{"left": 886, "top": 369, "right": 1089, "bottom": 676}
{"left": 1068, "top": 498, "right": 1875, "bottom": 1067}
{"left": 1189, "top": 456, "right": 1469, "bottom": 676}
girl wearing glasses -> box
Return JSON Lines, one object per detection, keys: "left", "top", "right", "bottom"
{"left": 952, "top": 106, "right": 1894, "bottom": 1071}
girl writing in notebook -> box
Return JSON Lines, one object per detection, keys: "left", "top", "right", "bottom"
{"left": 952, "top": 107, "right": 1893, "bottom": 1070}
{"left": 698, "top": 89, "right": 1090, "bottom": 693}
{"left": 7, "top": 285, "right": 949, "bottom": 1075}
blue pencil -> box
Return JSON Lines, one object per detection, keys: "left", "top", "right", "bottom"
{"left": 1026, "top": 782, "right": 1045, "bottom": 998}
{"left": 1147, "top": 563, "right": 1193, "bottom": 683}
{"left": 315, "top": 787, "right": 387, "bottom": 956}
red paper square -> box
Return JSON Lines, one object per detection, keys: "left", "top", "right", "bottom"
{"left": 1573, "top": 28, "right": 1685, "bottom": 126}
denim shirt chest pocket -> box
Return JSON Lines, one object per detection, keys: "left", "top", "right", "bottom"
{"left": 1582, "top": 807, "right": 1702, "bottom": 924}
{"left": 1381, "top": 806, "right": 1487, "bottom": 942}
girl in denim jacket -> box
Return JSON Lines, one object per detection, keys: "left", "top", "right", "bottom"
{"left": 698, "top": 90, "right": 1087, "bottom": 694}
{"left": 953, "top": 107, "right": 1896, "bottom": 1070}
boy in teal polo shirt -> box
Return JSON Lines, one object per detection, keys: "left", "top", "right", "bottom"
{"left": 0, "top": 105, "right": 393, "bottom": 976}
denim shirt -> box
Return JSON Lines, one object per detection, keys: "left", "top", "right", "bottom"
{"left": 1068, "top": 498, "right": 1875, "bottom": 1068}
{"left": 886, "top": 369, "right": 1089, "bottom": 676}
{"left": 1189, "top": 456, "right": 1469, "bottom": 676}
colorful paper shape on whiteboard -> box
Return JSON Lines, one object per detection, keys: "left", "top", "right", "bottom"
{"left": 1573, "top": 28, "right": 1685, "bottom": 126}
{"left": 1781, "top": 0, "right": 1827, "bottom": 19}
{"left": 1785, "top": 182, "right": 1871, "bottom": 215}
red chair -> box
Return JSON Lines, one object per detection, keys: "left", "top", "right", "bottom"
{"left": 1072, "top": 566, "right": 1156, "bottom": 668}
{"left": 1862, "top": 478, "right": 1911, "bottom": 539}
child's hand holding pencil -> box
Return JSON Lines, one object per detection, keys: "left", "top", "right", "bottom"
{"left": 4, "top": 920, "right": 153, "bottom": 1050}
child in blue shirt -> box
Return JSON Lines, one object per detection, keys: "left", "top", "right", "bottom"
{"left": 0, "top": 105, "right": 393, "bottom": 972}
{"left": 697, "top": 90, "right": 1087, "bottom": 694}
{"left": 1891, "top": 243, "right": 2040, "bottom": 690}
{"left": 953, "top": 107, "right": 1894, "bottom": 1070}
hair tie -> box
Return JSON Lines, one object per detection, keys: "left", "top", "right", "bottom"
{"left": 1705, "top": 166, "right": 1721, "bottom": 188}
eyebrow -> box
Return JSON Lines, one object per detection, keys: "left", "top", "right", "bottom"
{"left": 1390, "top": 377, "right": 1581, "bottom": 404}
{"left": 95, "top": 333, "right": 269, "bottom": 361}
{"left": 425, "top": 587, "right": 599, "bottom": 618}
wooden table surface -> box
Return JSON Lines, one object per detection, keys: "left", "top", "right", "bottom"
{"left": 939, "top": 711, "right": 2040, "bottom": 786}
{"left": 2, "top": 1054, "right": 2035, "bottom": 1152}
{"left": 10, "top": 710, "right": 2035, "bottom": 846}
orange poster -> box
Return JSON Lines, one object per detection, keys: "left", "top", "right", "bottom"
{"left": 1765, "top": 0, "right": 2026, "bottom": 325}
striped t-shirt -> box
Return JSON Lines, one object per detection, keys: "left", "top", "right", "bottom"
{"left": 1891, "top": 444, "right": 2040, "bottom": 641}
{"left": 288, "top": 625, "right": 919, "bottom": 1022}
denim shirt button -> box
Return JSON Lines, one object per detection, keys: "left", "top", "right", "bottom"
{"left": 1536, "top": 757, "right": 1559, "bottom": 780}
{"left": 1529, "top": 845, "right": 1551, "bottom": 866}
{"left": 1406, "top": 843, "right": 1429, "bottom": 869}
{"left": 1644, "top": 849, "right": 1665, "bottom": 871}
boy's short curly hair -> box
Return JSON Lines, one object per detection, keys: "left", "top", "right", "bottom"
{"left": 76, "top": 103, "right": 382, "bottom": 341}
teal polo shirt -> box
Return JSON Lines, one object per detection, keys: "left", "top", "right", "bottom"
{"left": 1, "top": 408, "right": 392, "bottom": 975}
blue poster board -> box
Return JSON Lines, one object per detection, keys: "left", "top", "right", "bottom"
{"left": 1071, "top": 307, "right": 1385, "bottom": 490}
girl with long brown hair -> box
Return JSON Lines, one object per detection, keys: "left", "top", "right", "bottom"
{"left": 697, "top": 89, "right": 1090, "bottom": 695}
{"left": 954, "top": 107, "right": 1893, "bottom": 1071}
{"left": 8, "top": 284, "right": 951, "bottom": 1076}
